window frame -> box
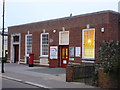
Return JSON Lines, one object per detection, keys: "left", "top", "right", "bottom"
{"left": 82, "top": 28, "right": 95, "bottom": 59}
{"left": 40, "top": 33, "right": 49, "bottom": 57}
{"left": 25, "top": 34, "right": 32, "bottom": 56}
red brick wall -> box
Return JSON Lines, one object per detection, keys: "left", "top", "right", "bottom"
{"left": 20, "top": 33, "right": 25, "bottom": 59}
{"left": 8, "top": 11, "right": 110, "bottom": 34}
{"left": 32, "top": 31, "right": 41, "bottom": 60}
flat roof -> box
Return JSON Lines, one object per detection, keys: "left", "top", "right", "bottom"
{"left": 8, "top": 10, "right": 120, "bottom": 28}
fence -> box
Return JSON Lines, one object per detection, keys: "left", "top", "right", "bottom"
{"left": 66, "top": 63, "right": 95, "bottom": 85}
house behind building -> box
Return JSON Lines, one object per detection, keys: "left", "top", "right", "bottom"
{"left": 0, "top": 31, "right": 8, "bottom": 61}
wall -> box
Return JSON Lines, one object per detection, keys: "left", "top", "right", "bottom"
{"left": 66, "top": 63, "right": 95, "bottom": 85}
{"left": 98, "top": 68, "right": 118, "bottom": 88}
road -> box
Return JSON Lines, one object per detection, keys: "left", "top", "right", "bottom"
{"left": 2, "top": 77, "right": 38, "bottom": 88}
{"left": 2, "top": 77, "right": 49, "bottom": 90}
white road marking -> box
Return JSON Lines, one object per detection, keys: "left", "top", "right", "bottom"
{"left": 2, "top": 75, "right": 51, "bottom": 88}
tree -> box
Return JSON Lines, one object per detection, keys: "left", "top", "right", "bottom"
{"left": 98, "top": 41, "right": 120, "bottom": 88}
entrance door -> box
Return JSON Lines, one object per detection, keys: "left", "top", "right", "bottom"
{"left": 14, "top": 45, "right": 19, "bottom": 63}
{"left": 60, "top": 46, "right": 69, "bottom": 67}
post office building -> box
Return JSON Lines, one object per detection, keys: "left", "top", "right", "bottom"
{"left": 8, "top": 10, "right": 120, "bottom": 67}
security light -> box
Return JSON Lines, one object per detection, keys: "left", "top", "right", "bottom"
{"left": 87, "top": 24, "right": 90, "bottom": 29}
{"left": 62, "top": 27, "right": 65, "bottom": 31}
{"left": 53, "top": 30, "right": 56, "bottom": 33}
{"left": 101, "top": 28, "right": 104, "bottom": 33}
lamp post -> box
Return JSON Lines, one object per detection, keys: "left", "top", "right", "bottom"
{"left": 1, "top": 0, "right": 5, "bottom": 73}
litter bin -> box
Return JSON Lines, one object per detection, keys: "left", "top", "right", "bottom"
{"left": 29, "top": 53, "right": 34, "bottom": 67}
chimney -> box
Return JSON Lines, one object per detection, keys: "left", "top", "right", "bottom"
{"left": 70, "top": 13, "right": 72, "bottom": 17}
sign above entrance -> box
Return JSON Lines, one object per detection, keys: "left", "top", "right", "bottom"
{"left": 50, "top": 46, "right": 58, "bottom": 59}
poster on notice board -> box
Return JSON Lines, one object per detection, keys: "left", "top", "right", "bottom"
{"left": 50, "top": 46, "right": 58, "bottom": 59}
{"left": 75, "top": 47, "right": 81, "bottom": 57}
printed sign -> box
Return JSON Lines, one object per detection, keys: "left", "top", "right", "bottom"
{"left": 63, "top": 60, "right": 67, "bottom": 64}
{"left": 69, "top": 47, "right": 74, "bottom": 57}
{"left": 50, "top": 46, "right": 58, "bottom": 59}
{"left": 75, "top": 47, "right": 81, "bottom": 57}
{"left": 69, "top": 58, "right": 74, "bottom": 61}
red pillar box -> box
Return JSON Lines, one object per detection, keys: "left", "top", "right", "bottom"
{"left": 29, "top": 53, "right": 34, "bottom": 67}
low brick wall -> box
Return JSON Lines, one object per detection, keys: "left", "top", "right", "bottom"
{"left": 66, "top": 63, "right": 119, "bottom": 88}
{"left": 98, "top": 68, "right": 118, "bottom": 88}
{"left": 66, "top": 64, "right": 74, "bottom": 82}
{"left": 66, "top": 63, "right": 95, "bottom": 85}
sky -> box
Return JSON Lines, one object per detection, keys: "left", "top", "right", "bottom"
{"left": 0, "top": 0, "right": 120, "bottom": 31}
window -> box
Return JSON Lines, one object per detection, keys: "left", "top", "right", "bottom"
{"left": 62, "top": 48, "right": 68, "bottom": 59}
{"left": 82, "top": 29, "right": 95, "bottom": 59}
{"left": 13, "top": 36, "right": 19, "bottom": 42}
{"left": 59, "top": 31, "right": 69, "bottom": 45}
{"left": 25, "top": 34, "right": 32, "bottom": 56}
{"left": 41, "top": 33, "right": 49, "bottom": 57}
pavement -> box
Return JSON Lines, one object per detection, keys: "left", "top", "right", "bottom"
{"left": 1, "top": 63, "right": 96, "bottom": 89}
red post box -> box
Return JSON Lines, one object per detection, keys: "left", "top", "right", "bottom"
{"left": 29, "top": 53, "right": 34, "bottom": 67}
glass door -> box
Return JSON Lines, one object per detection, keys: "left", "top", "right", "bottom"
{"left": 60, "top": 46, "right": 69, "bottom": 67}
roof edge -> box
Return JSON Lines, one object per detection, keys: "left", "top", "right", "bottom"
{"left": 8, "top": 10, "right": 119, "bottom": 28}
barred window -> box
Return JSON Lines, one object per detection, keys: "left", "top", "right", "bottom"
{"left": 13, "top": 36, "right": 19, "bottom": 42}
{"left": 26, "top": 34, "right": 32, "bottom": 55}
{"left": 41, "top": 33, "right": 49, "bottom": 57}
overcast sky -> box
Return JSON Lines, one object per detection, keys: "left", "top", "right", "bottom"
{"left": 0, "top": 0, "right": 119, "bottom": 30}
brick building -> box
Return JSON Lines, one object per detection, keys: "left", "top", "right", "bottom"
{"left": 8, "top": 10, "right": 120, "bottom": 67}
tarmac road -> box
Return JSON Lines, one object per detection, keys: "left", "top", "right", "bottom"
{"left": 2, "top": 77, "right": 49, "bottom": 90}
{"left": 2, "top": 77, "right": 38, "bottom": 88}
